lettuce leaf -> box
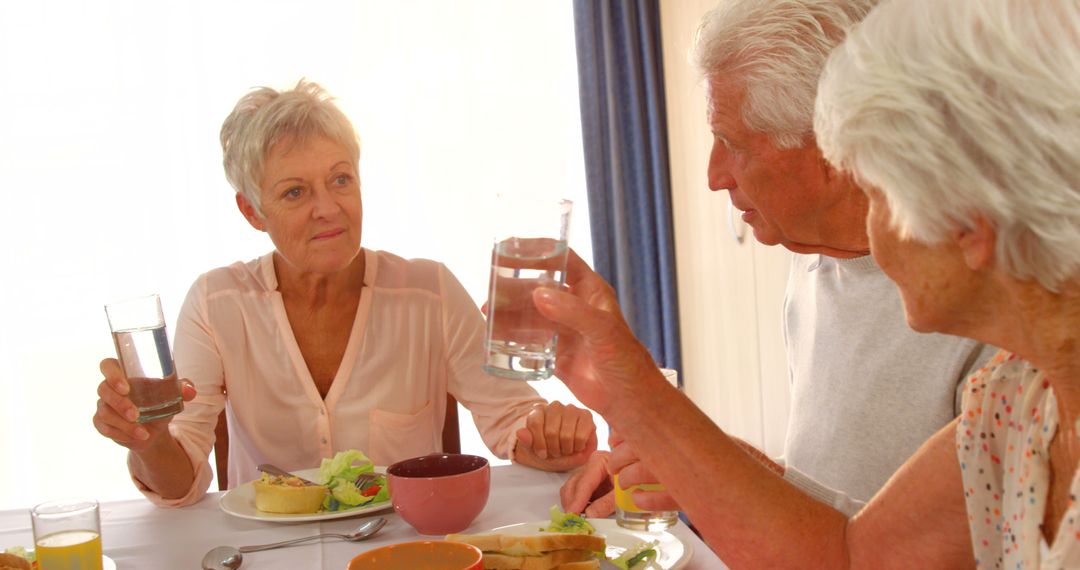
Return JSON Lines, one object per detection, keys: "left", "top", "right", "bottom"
{"left": 4, "top": 546, "right": 33, "bottom": 562}
{"left": 315, "top": 449, "right": 389, "bottom": 511}
{"left": 542, "top": 504, "right": 596, "bottom": 534}
{"left": 318, "top": 449, "right": 373, "bottom": 484}
{"left": 610, "top": 540, "right": 659, "bottom": 570}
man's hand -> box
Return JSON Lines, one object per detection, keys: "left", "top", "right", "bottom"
{"left": 560, "top": 451, "right": 616, "bottom": 517}
{"left": 608, "top": 437, "right": 681, "bottom": 512}
{"left": 530, "top": 249, "right": 667, "bottom": 418}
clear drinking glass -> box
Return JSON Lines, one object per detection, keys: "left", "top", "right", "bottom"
{"left": 614, "top": 474, "right": 679, "bottom": 531}
{"left": 104, "top": 294, "right": 182, "bottom": 422}
{"left": 483, "top": 195, "right": 573, "bottom": 381}
{"left": 31, "top": 498, "right": 102, "bottom": 570}
{"left": 614, "top": 368, "right": 680, "bottom": 531}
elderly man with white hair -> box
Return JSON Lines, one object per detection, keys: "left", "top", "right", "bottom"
{"left": 562, "top": 0, "right": 993, "bottom": 522}
{"left": 545, "top": 0, "right": 1080, "bottom": 565}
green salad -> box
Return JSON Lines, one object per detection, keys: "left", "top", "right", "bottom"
{"left": 316, "top": 449, "right": 390, "bottom": 512}
{"left": 541, "top": 505, "right": 597, "bottom": 534}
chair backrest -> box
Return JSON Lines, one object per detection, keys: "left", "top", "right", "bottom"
{"left": 213, "top": 394, "right": 463, "bottom": 491}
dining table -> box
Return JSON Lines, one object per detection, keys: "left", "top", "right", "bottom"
{"left": 0, "top": 464, "right": 728, "bottom": 569}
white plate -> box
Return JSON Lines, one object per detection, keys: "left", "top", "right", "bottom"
{"left": 24, "top": 553, "right": 115, "bottom": 569}
{"left": 219, "top": 467, "right": 392, "bottom": 523}
{"left": 488, "top": 519, "right": 692, "bottom": 570}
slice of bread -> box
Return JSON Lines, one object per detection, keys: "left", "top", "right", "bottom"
{"left": 481, "top": 549, "right": 597, "bottom": 570}
{"left": 445, "top": 532, "right": 606, "bottom": 557}
{"left": 0, "top": 553, "right": 31, "bottom": 570}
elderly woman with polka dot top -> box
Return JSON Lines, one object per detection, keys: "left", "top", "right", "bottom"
{"left": 810, "top": 0, "right": 1080, "bottom": 566}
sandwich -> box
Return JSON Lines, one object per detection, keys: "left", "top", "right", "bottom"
{"left": 0, "top": 551, "right": 31, "bottom": 570}
{"left": 445, "top": 531, "right": 606, "bottom": 570}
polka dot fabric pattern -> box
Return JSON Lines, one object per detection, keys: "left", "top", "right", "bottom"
{"left": 957, "top": 350, "right": 1080, "bottom": 569}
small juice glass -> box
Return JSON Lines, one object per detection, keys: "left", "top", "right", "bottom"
{"left": 31, "top": 498, "right": 102, "bottom": 570}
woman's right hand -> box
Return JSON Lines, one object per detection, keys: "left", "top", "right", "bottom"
{"left": 92, "top": 358, "right": 196, "bottom": 452}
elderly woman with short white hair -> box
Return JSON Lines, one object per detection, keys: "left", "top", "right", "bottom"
{"left": 91, "top": 80, "right": 597, "bottom": 507}
{"left": 809, "top": 0, "right": 1080, "bottom": 565}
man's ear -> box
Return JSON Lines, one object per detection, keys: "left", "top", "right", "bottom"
{"left": 236, "top": 193, "right": 267, "bottom": 232}
{"left": 955, "top": 215, "right": 996, "bottom": 271}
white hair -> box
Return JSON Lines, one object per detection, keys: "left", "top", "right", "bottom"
{"left": 220, "top": 79, "right": 360, "bottom": 215}
{"left": 690, "top": 0, "right": 878, "bottom": 149}
{"left": 815, "top": 0, "right": 1080, "bottom": 291}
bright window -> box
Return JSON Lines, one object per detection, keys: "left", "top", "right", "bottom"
{"left": 0, "top": 0, "right": 597, "bottom": 509}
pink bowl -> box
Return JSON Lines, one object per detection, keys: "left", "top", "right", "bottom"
{"left": 386, "top": 453, "right": 490, "bottom": 535}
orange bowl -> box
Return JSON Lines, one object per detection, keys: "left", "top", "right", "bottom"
{"left": 347, "top": 540, "right": 484, "bottom": 570}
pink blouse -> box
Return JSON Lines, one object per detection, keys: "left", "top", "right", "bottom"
{"left": 131, "top": 249, "right": 545, "bottom": 507}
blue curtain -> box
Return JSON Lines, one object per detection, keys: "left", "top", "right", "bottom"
{"left": 572, "top": 0, "right": 682, "bottom": 376}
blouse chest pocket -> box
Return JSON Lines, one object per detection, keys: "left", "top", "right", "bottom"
{"left": 368, "top": 399, "right": 440, "bottom": 466}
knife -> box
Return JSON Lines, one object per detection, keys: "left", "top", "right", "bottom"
{"left": 256, "top": 464, "right": 320, "bottom": 486}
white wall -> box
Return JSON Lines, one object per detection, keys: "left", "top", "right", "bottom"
{"left": 659, "top": 0, "right": 792, "bottom": 457}
{"left": 0, "top": 0, "right": 600, "bottom": 511}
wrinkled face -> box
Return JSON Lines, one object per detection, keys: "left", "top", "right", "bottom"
{"left": 865, "top": 188, "right": 969, "bottom": 334}
{"left": 243, "top": 135, "right": 363, "bottom": 275}
{"left": 705, "top": 78, "right": 838, "bottom": 252}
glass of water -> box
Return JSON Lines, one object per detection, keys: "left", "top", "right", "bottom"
{"left": 104, "top": 294, "right": 183, "bottom": 422}
{"left": 482, "top": 194, "right": 573, "bottom": 381}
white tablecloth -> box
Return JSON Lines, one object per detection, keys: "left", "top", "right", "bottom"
{"left": 0, "top": 465, "right": 727, "bottom": 569}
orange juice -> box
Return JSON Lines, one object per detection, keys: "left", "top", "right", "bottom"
{"left": 35, "top": 529, "right": 102, "bottom": 570}
{"left": 613, "top": 473, "right": 678, "bottom": 530}
{"left": 613, "top": 473, "right": 666, "bottom": 513}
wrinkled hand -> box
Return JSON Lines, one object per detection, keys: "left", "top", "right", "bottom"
{"left": 514, "top": 402, "right": 597, "bottom": 472}
{"left": 530, "top": 249, "right": 665, "bottom": 417}
{"left": 608, "top": 437, "right": 680, "bottom": 512}
{"left": 560, "top": 451, "right": 616, "bottom": 518}
{"left": 92, "top": 358, "right": 196, "bottom": 452}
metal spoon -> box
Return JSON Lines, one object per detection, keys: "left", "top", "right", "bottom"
{"left": 200, "top": 517, "right": 387, "bottom": 569}
{"left": 201, "top": 546, "right": 242, "bottom": 570}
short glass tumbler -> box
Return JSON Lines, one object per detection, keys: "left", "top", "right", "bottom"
{"left": 31, "top": 498, "right": 102, "bottom": 570}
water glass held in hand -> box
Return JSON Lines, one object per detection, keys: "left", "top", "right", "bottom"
{"left": 104, "top": 294, "right": 183, "bottom": 422}
{"left": 31, "top": 499, "right": 102, "bottom": 570}
{"left": 482, "top": 195, "right": 572, "bottom": 381}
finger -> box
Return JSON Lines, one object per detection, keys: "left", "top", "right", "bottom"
{"left": 556, "top": 406, "right": 579, "bottom": 457}
{"left": 93, "top": 399, "right": 149, "bottom": 444}
{"left": 560, "top": 471, "right": 593, "bottom": 514}
{"left": 97, "top": 380, "right": 139, "bottom": 423}
{"left": 632, "top": 489, "right": 680, "bottom": 512}
{"left": 533, "top": 287, "right": 616, "bottom": 340}
{"left": 583, "top": 490, "right": 617, "bottom": 518}
{"left": 561, "top": 451, "right": 613, "bottom": 509}
{"left": 563, "top": 248, "right": 594, "bottom": 287}
{"left": 524, "top": 407, "right": 549, "bottom": 460}
{"left": 571, "top": 407, "right": 595, "bottom": 454}
{"left": 543, "top": 401, "right": 565, "bottom": 458}
{"left": 100, "top": 358, "right": 130, "bottom": 396}
{"left": 616, "top": 460, "right": 659, "bottom": 488}
{"left": 608, "top": 441, "right": 640, "bottom": 474}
